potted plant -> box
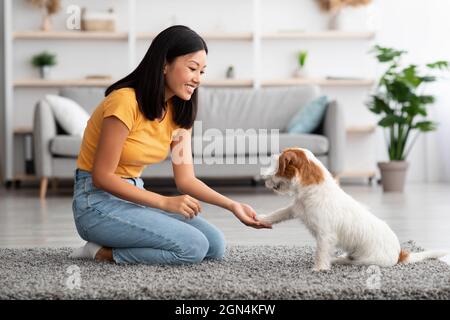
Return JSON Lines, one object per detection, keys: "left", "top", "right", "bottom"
{"left": 28, "top": 0, "right": 61, "bottom": 31}
{"left": 32, "top": 51, "right": 57, "bottom": 79}
{"left": 226, "top": 65, "right": 235, "bottom": 79}
{"left": 368, "top": 45, "right": 448, "bottom": 192}
{"left": 294, "top": 50, "right": 308, "bottom": 78}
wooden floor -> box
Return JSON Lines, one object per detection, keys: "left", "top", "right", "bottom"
{"left": 1, "top": 182, "right": 450, "bottom": 261}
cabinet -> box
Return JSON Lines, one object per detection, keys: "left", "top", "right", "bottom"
{"left": 1, "top": 0, "right": 377, "bottom": 183}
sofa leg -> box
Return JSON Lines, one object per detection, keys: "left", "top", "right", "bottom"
{"left": 51, "top": 178, "right": 59, "bottom": 191}
{"left": 40, "top": 177, "right": 48, "bottom": 199}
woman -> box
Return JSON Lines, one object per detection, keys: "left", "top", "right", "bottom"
{"left": 71, "top": 25, "right": 271, "bottom": 265}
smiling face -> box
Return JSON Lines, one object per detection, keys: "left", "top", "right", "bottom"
{"left": 164, "top": 50, "right": 207, "bottom": 101}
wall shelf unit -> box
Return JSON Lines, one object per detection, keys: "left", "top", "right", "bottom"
{"left": 1, "top": 0, "right": 378, "bottom": 184}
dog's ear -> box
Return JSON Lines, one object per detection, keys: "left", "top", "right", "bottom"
{"left": 277, "top": 149, "right": 324, "bottom": 185}
{"left": 276, "top": 150, "right": 300, "bottom": 179}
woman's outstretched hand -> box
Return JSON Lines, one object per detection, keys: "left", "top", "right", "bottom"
{"left": 229, "top": 202, "right": 272, "bottom": 229}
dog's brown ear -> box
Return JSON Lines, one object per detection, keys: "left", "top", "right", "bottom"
{"left": 277, "top": 148, "right": 325, "bottom": 185}
{"left": 276, "top": 150, "right": 300, "bottom": 179}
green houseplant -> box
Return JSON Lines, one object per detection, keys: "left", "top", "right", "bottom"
{"left": 31, "top": 51, "right": 57, "bottom": 79}
{"left": 368, "top": 45, "right": 448, "bottom": 192}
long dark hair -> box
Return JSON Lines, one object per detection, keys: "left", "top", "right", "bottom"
{"left": 105, "top": 25, "right": 208, "bottom": 129}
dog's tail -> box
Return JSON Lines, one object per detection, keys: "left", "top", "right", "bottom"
{"left": 397, "top": 249, "right": 448, "bottom": 264}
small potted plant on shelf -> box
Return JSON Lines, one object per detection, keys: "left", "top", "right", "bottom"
{"left": 28, "top": 0, "right": 61, "bottom": 32}
{"left": 367, "top": 45, "right": 448, "bottom": 192}
{"left": 294, "top": 50, "right": 308, "bottom": 78}
{"left": 32, "top": 51, "right": 57, "bottom": 79}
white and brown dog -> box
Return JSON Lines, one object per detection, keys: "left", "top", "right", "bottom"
{"left": 258, "top": 147, "right": 447, "bottom": 271}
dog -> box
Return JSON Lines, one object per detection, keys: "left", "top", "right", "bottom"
{"left": 258, "top": 147, "right": 447, "bottom": 271}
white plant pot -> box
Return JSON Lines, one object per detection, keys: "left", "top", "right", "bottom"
{"left": 294, "top": 67, "right": 308, "bottom": 78}
{"left": 39, "top": 66, "right": 51, "bottom": 79}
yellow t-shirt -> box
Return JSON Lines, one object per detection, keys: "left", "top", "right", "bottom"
{"left": 77, "top": 87, "right": 180, "bottom": 178}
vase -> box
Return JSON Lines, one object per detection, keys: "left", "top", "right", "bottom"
{"left": 333, "top": 5, "right": 375, "bottom": 31}
{"left": 294, "top": 67, "right": 308, "bottom": 78}
{"left": 39, "top": 66, "right": 51, "bottom": 79}
{"left": 328, "top": 9, "right": 342, "bottom": 31}
{"left": 42, "top": 14, "right": 52, "bottom": 31}
{"left": 377, "top": 161, "right": 409, "bottom": 192}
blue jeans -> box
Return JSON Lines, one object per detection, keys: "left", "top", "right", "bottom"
{"left": 72, "top": 169, "right": 226, "bottom": 265}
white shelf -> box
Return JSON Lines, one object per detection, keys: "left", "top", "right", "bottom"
{"left": 262, "top": 31, "right": 375, "bottom": 40}
{"left": 339, "top": 170, "right": 376, "bottom": 178}
{"left": 13, "top": 31, "right": 374, "bottom": 41}
{"left": 137, "top": 32, "right": 253, "bottom": 41}
{"left": 346, "top": 125, "right": 377, "bottom": 134}
{"left": 202, "top": 79, "right": 253, "bottom": 87}
{"left": 14, "top": 78, "right": 114, "bottom": 88}
{"left": 13, "top": 31, "right": 128, "bottom": 40}
{"left": 262, "top": 78, "right": 375, "bottom": 87}
{"left": 13, "top": 127, "right": 33, "bottom": 134}
{"left": 13, "top": 78, "right": 254, "bottom": 88}
{"left": 14, "top": 78, "right": 374, "bottom": 88}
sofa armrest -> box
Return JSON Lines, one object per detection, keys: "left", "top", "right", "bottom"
{"left": 33, "top": 100, "right": 57, "bottom": 177}
{"left": 322, "top": 100, "right": 346, "bottom": 176}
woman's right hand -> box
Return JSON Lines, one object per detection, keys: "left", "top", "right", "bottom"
{"left": 160, "top": 195, "right": 201, "bottom": 219}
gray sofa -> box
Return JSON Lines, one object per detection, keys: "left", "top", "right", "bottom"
{"left": 33, "top": 85, "right": 345, "bottom": 198}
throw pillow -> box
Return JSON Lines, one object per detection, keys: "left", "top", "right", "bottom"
{"left": 45, "top": 94, "right": 90, "bottom": 136}
{"left": 287, "top": 95, "right": 329, "bottom": 134}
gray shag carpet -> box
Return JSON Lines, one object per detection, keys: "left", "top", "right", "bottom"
{"left": 0, "top": 241, "right": 449, "bottom": 300}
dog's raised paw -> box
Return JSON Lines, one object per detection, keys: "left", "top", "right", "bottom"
{"left": 256, "top": 214, "right": 271, "bottom": 224}
{"left": 312, "top": 266, "right": 331, "bottom": 272}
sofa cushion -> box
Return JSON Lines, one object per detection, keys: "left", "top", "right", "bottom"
{"left": 50, "top": 135, "right": 82, "bottom": 157}
{"left": 287, "top": 95, "right": 329, "bottom": 134}
{"left": 196, "top": 86, "right": 320, "bottom": 134}
{"left": 45, "top": 95, "right": 90, "bottom": 137}
{"left": 191, "top": 133, "right": 328, "bottom": 157}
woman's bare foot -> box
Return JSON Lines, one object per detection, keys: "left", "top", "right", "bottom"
{"left": 94, "top": 247, "right": 114, "bottom": 262}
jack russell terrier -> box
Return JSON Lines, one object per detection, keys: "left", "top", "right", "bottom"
{"left": 258, "top": 147, "right": 447, "bottom": 271}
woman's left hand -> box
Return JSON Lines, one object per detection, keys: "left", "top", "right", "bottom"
{"left": 229, "top": 202, "right": 272, "bottom": 229}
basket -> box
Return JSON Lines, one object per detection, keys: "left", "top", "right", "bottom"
{"left": 81, "top": 8, "right": 116, "bottom": 32}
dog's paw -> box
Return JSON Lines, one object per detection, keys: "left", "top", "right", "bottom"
{"left": 256, "top": 214, "right": 272, "bottom": 224}
{"left": 312, "top": 264, "right": 331, "bottom": 272}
